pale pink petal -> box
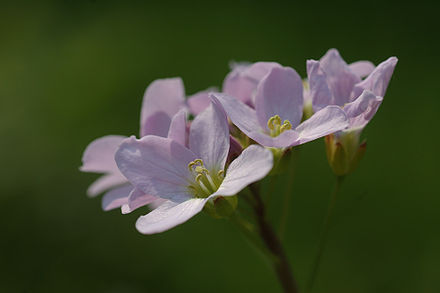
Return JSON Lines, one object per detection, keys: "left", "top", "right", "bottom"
{"left": 101, "top": 185, "right": 132, "bottom": 211}
{"left": 115, "top": 136, "right": 196, "bottom": 202}
{"left": 255, "top": 66, "right": 303, "bottom": 129}
{"left": 211, "top": 145, "right": 273, "bottom": 197}
{"left": 247, "top": 130, "right": 299, "bottom": 148}
{"left": 223, "top": 62, "right": 281, "bottom": 105}
{"left": 189, "top": 100, "right": 230, "bottom": 171}
{"left": 135, "top": 198, "right": 206, "bottom": 234}
{"left": 87, "top": 173, "right": 127, "bottom": 197}
{"left": 343, "top": 90, "right": 377, "bottom": 118}
{"left": 294, "top": 106, "right": 348, "bottom": 145}
{"left": 211, "top": 93, "right": 299, "bottom": 148}
{"left": 319, "top": 49, "right": 360, "bottom": 105}
{"left": 211, "top": 93, "right": 261, "bottom": 134}
{"left": 167, "top": 109, "right": 187, "bottom": 146}
{"left": 121, "top": 188, "right": 159, "bottom": 214}
{"left": 353, "top": 57, "right": 398, "bottom": 98}
{"left": 345, "top": 91, "right": 383, "bottom": 129}
{"left": 307, "top": 60, "right": 333, "bottom": 111}
{"left": 80, "top": 135, "right": 127, "bottom": 173}
{"left": 349, "top": 61, "right": 376, "bottom": 79}
{"left": 187, "top": 88, "right": 215, "bottom": 115}
{"left": 140, "top": 78, "right": 185, "bottom": 137}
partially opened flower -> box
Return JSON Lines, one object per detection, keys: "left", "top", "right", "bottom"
{"left": 115, "top": 100, "right": 273, "bottom": 234}
{"left": 81, "top": 77, "right": 202, "bottom": 211}
{"left": 212, "top": 65, "right": 349, "bottom": 149}
{"left": 306, "top": 49, "right": 398, "bottom": 175}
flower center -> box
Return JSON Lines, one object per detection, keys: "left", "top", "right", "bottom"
{"left": 267, "top": 115, "right": 292, "bottom": 137}
{"left": 187, "top": 159, "right": 224, "bottom": 198}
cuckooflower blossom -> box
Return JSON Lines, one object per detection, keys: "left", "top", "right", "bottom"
{"left": 306, "top": 49, "right": 398, "bottom": 175}
{"left": 212, "top": 65, "right": 349, "bottom": 148}
{"left": 81, "top": 78, "right": 209, "bottom": 211}
{"left": 115, "top": 100, "right": 273, "bottom": 234}
{"left": 306, "top": 48, "right": 398, "bottom": 130}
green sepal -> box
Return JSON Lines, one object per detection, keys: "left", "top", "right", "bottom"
{"left": 203, "top": 195, "right": 238, "bottom": 219}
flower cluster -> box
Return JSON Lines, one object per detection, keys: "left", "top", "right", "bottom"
{"left": 81, "top": 49, "right": 397, "bottom": 235}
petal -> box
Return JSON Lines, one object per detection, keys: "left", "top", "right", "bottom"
{"left": 140, "top": 78, "right": 185, "bottom": 137}
{"left": 255, "top": 66, "right": 304, "bottom": 129}
{"left": 349, "top": 61, "right": 376, "bottom": 79}
{"left": 294, "top": 106, "right": 348, "bottom": 145}
{"left": 187, "top": 88, "right": 215, "bottom": 115}
{"left": 141, "top": 112, "right": 173, "bottom": 138}
{"left": 167, "top": 109, "right": 187, "bottom": 146}
{"left": 115, "top": 136, "right": 196, "bottom": 202}
{"left": 189, "top": 99, "right": 230, "bottom": 171}
{"left": 306, "top": 60, "right": 333, "bottom": 111}
{"left": 343, "top": 90, "right": 377, "bottom": 118}
{"left": 122, "top": 187, "right": 159, "bottom": 214}
{"left": 101, "top": 185, "right": 132, "bottom": 211}
{"left": 319, "top": 49, "right": 360, "bottom": 105}
{"left": 211, "top": 93, "right": 261, "bottom": 134}
{"left": 211, "top": 145, "right": 273, "bottom": 197}
{"left": 353, "top": 57, "right": 398, "bottom": 98}
{"left": 211, "top": 93, "right": 298, "bottom": 148}
{"left": 246, "top": 130, "right": 299, "bottom": 148}
{"left": 223, "top": 62, "right": 281, "bottom": 105}
{"left": 80, "top": 135, "right": 127, "bottom": 173}
{"left": 135, "top": 198, "right": 206, "bottom": 234}
{"left": 87, "top": 173, "right": 128, "bottom": 197}
{"left": 345, "top": 91, "right": 383, "bottom": 129}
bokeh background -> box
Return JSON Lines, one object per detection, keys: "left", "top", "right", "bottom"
{"left": 1, "top": 0, "right": 439, "bottom": 292}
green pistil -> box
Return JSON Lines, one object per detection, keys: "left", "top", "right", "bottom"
{"left": 267, "top": 115, "right": 292, "bottom": 137}
{"left": 187, "top": 159, "right": 225, "bottom": 198}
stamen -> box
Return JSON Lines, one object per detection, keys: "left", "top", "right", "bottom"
{"left": 267, "top": 115, "right": 292, "bottom": 137}
{"left": 280, "top": 120, "right": 292, "bottom": 133}
{"left": 187, "top": 158, "right": 225, "bottom": 198}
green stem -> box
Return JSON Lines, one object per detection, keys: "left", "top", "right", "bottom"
{"left": 249, "top": 183, "right": 299, "bottom": 293}
{"left": 306, "top": 175, "right": 345, "bottom": 293}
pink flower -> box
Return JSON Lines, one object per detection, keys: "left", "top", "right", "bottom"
{"left": 115, "top": 100, "right": 273, "bottom": 234}
{"left": 81, "top": 78, "right": 210, "bottom": 211}
{"left": 212, "top": 66, "right": 348, "bottom": 148}
{"left": 307, "top": 48, "right": 398, "bottom": 130}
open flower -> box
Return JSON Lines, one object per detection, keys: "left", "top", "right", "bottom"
{"left": 115, "top": 100, "right": 273, "bottom": 234}
{"left": 306, "top": 48, "right": 397, "bottom": 130}
{"left": 212, "top": 65, "right": 349, "bottom": 148}
{"left": 306, "top": 49, "right": 398, "bottom": 175}
{"left": 81, "top": 78, "right": 208, "bottom": 211}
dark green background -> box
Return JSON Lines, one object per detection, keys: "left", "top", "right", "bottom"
{"left": 1, "top": 0, "right": 439, "bottom": 292}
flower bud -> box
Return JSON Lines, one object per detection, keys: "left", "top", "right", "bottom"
{"left": 204, "top": 195, "right": 238, "bottom": 219}
{"left": 325, "top": 130, "right": 367, "bottom": 176}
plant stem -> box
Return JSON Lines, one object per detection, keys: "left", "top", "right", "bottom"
{"left": 248, "top": 183, "right": 299, "bottom": 293}
{"left": 306, "top": 175, "right": 345, "bottom": 292}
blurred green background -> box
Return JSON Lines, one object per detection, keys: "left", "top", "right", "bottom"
{"left": 1, "top": 0, "right": 439, "bottom": 292}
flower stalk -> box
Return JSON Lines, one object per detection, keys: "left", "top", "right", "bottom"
{"left": 248, "top": 183, "right": 298, "bottom": 293}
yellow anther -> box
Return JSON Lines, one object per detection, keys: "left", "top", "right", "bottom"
{"left": 267, "top": 115, "right": 292, "bottom": 137}
{"left": 195, "top": 174, "right": 203, "bottom": 182}
{"left": 217, "top": 170, "right": 224, "bottom": 177}
{"left": 194, "top": 159, "right": 203, "bottom": 166}
{"left": 188, "top": 161, "right": 195, "bottom": 171}
{"left": 280, "top": 120, "right": 292, "bottom": 133}
{"left": 195, "top": 166, "right": 209, "bottom": 174}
